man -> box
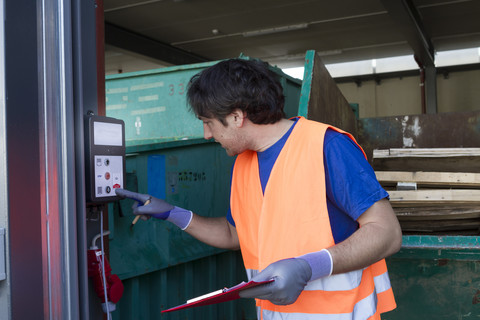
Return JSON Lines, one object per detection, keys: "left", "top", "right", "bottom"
{"left": 116, "top": 58, "right": 402, "bottom": 319}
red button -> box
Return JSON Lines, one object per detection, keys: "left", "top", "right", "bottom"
{"left": 113, "top": 184, "right": 121, "bottom": 189}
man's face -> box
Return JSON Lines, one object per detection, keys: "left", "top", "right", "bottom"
{"left": 199, "top": 114, "right": 247, "bottom": 156}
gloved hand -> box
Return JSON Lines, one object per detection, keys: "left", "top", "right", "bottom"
{"left": 239, "top": 249, "right": 333, "bottom": 305}
{"left": 115, "top": 188, "right": 173, "bottom": 218}
{"left": 115, "top": 188, "right": 193, "bottom": 230}
{"left": 239, "top": 258, "right": 312, "bottom": 305}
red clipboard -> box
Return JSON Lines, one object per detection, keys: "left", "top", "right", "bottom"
{"left": 161, "top": 279, "right": 274, "bottom": 313}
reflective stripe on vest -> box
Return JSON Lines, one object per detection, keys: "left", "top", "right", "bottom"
{"left": 261, "top": 289, "right": 379, "bottom": 320}
{"left": 374, "top": 270, "right": 392, "bottom": 294}
{"left": 232, "top": 117, "right": 396, "bottom": 319}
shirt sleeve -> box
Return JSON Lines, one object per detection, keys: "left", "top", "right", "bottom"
{"left": 226, "top": 163, "right": 236, "bottom": 227}
{"left": 324, "top": 129, "right": 389, "bottom": 221}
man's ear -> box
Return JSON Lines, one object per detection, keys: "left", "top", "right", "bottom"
{"left": 231, "top": 109, "right": 247, "bottom": 128}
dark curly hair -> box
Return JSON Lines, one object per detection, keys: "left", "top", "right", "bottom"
{"left": 187, "top": 58, "right": 285, "bottom": 126}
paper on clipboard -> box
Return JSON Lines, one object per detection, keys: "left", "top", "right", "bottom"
{"left": 161, "top": 279, "right": 274, "bottom": 313}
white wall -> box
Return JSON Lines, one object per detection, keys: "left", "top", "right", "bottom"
{"left": 337, "top": 69, "right": 480, "bottom": 118}
{"left": 437, "top": 69, "right": 480, "bottom": 113}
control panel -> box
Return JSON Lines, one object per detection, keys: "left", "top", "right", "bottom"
{"left": 85, "top": 115, "right": 125, "bottom": 203}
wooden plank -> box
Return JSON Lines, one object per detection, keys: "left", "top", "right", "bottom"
{"left": 394, "top": 206, "right": 480, "bottom": 221}
{"left": 372, "top": 156, "right": 480, "bottom": 173}
{"left": 373, "top": 148, "right": 480, "bottom": 158}
{"left": 388, "top": 189, "right": 480, "bottom": 206}
{"left": 376, "top": 171, "right": 480, "bottom": 188}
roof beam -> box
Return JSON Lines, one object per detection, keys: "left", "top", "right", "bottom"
{"left": 104, "top": 22, "right": 210, "bottom": 65}
{"left": 381, "top": 0, "right": 435, "bottom": 67}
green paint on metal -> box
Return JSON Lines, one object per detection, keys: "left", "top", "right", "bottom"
{"left": 385, "top": 236, "right": 480, "bottom": 318}
{"left": 402, "top": 235, "right": 480, "bottom": 249}
{"left": 106, "top": 56, "right": 302, "bottom": 145}
{"left": 108, "top": 141, "right": 258, "bottom": 319}
{"left": 105, "top": 60, "right": 221, "bottom": 81}
{"left": 297, "top": 50, "right": 315, "bottom": 118}
{"left": 281, "top": 76, "right": 303, "bottom": 119}
{"left": 392, "top": 235, "right": 480, "bottom": 261}
{"left": 106, "top": 66, "right": 206, "bottom": 142}
{"left": 385, "top": 256, "right": 480, "bottom": 319}
{"left": 349, "top": 103, "right": 359, "bottom": 119}
{"left": 125, "top": 137, "right": 211, "bottom": 153}
{"left": 110, "top": 142, "right": 235, "bottom": 280}
{"left": 359, "top": 117, "right": 403, "bottom": 145}
{"left": 111, "top": 251, "right": 256, "bottom": 320}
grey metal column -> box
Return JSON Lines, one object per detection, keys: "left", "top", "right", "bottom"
{"left": 0, "top": 0, "right": 11, "bottom": 318}
{"left": 5, "top": 0, "right": 87, "bottom": 318}
{"left": 71, "top": 0, "right": 98, "bottom": 318}
{"left": 425, "top": 65, "right": 438, "bottom": 114}
{"left": 38, "top": 0, "right": 79, "bottom": 318}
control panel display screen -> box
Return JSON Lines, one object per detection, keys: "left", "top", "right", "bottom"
{"left": 94, "top": 121, "right": 123, "bottom": 146}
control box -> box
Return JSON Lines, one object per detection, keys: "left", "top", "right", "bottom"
{"left": 85, "top": 115, "right": 125, "bottom": 203}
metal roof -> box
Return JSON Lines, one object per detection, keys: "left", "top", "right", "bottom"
{"left": 104, "top": 0, "right": 480, "bottom": 70}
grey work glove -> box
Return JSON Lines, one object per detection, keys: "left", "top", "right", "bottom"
{"left": 115, "top": 188, "right": 192, "bottom": 229}
{"left": 239, "top": 258, "right": 312, "bottom": 305}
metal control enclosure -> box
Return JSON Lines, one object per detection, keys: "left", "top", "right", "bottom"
{"left": 85, "top": 115, "right": 126, "bottom": 203}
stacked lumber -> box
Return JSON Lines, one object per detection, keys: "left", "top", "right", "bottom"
{"left": 373, "top": 148, "right": 480, "bottom": 173}
{"left": 374, "top": 148, "right": 480, "bottom": 235}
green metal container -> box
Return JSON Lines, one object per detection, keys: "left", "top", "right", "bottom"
{"left": 106, "top": 58, "right": 302, "bottom": 146}
{"left": 383, "top": 236, "right": 480, "bottom": 320}
{"left": 356, "top": 113, "right": 480, "bottom": 319}
{"left": 105, "top": 59, "right": 302, "bottom": 319}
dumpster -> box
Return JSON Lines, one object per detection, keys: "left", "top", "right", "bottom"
{"left": 357, "top": 112, "right": 480, "bottom": 319}
{"left": 299, "top": 50, "right": 480, "bottom": 319}
{"left": 105, "top": 57, "right": 302, "bottom": 319}
{"left": 105, "top": 50, "right": 480, "bottom": 320}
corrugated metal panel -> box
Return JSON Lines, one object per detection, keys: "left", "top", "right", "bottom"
{"left": 109, "top": 141, "right": 234, "bottom": 278}
{"left": 114, "top": 251, "right": 256, "bottom": 320}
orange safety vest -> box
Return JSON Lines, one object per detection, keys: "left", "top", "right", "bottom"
{"left": 231, "top": 117, "right": 396, "bottom": 320}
